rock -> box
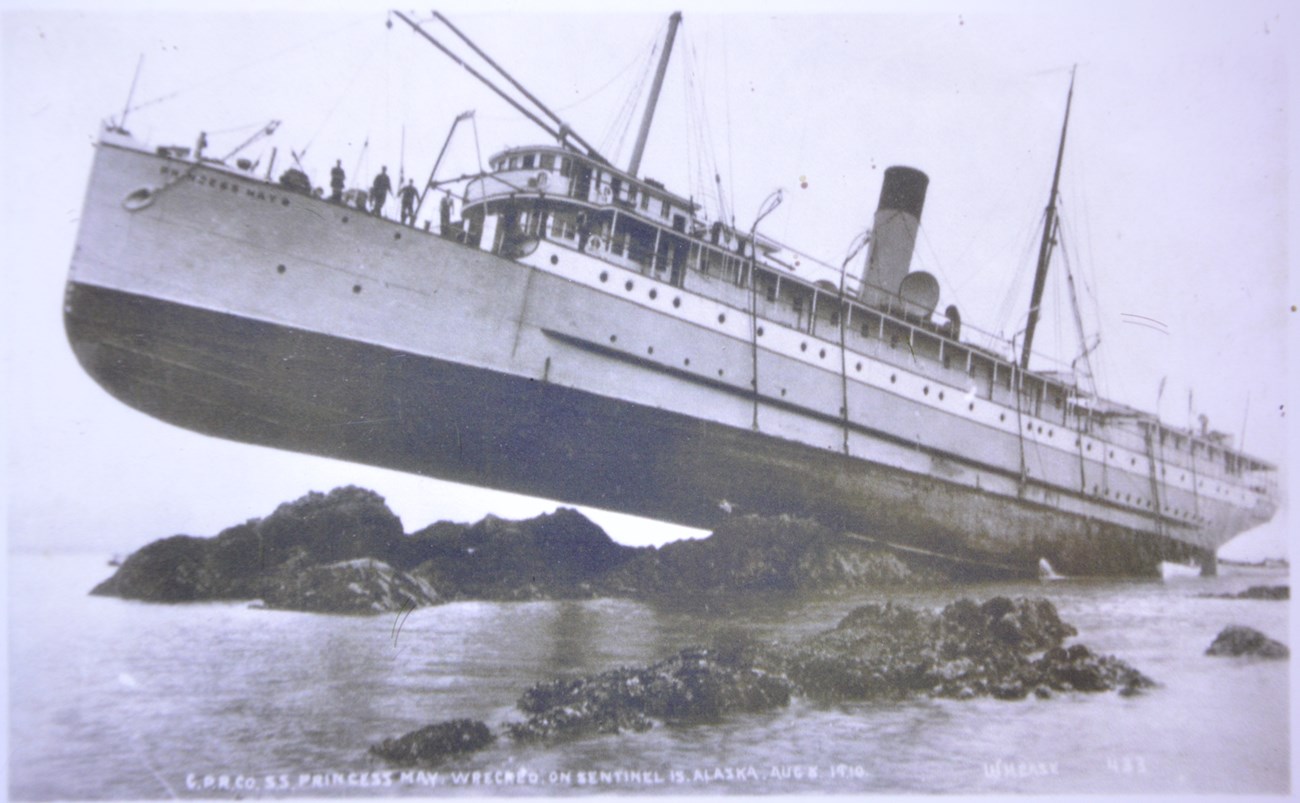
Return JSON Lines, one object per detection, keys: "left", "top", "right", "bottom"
{"left": 404, "top": 509, "right": 644, "bottom": 600}
{"left": 1033, "top": 644, "right": 1154, "bottom": 696}
{"left": 369, "top": 720, "right": 494, "bottom": 766}
{"left": 1203, "top": 585, "right": 1289, "bottom": 601}
{"left": 260, "top": 558, "right": 438, "bottom": 615}
{"left": 601, "top": 515, "right": 946, "bottom": 597}
{"left": 1205, "top": 626, "right": 1289, "bottom": 659}
{"left": 93, "top": 486, "right": 405, "bottom": 602}
{"left": 774, "top": 597, "right": 1143, "bottom": 703}
{"left": 506, "top": 646, "right": 794, "bottom": 742}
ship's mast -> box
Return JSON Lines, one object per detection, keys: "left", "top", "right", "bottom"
{"left": 627, "top": 12, "right": 683, "bottom": 178}
{"left": 1019, "top": 67, "right": 1076, "bottom": 372}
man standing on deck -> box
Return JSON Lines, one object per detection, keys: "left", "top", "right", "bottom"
{"left": 370, "top": 166, "right": 392, "bottom": 217}
{"left": 329, "top": 160, "right": 345, "bottom": 203}
{"left": 399, "top": 180, "right": 419, "bottom": 226}
{"left": 439, "top": 192, "right": 454, "bottom": 238}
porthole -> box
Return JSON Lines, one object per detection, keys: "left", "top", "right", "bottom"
{"left": 276, "top": 264, "right": 286, "bottom": 274}
{"left": 352, "top": 284, "right": 362, "bottom": 294}
{"left": 625, "top": 280, "right": 634, "bottom": 291}
{"left": 394, "top": 232, "right": 401, "bottom": 240}
{"left": 757, "top": 326, "right": 765, "bottom": 337}
{"left": 938, "top": 390, "right": 945, "bottom": 401}
{"left": 342, "top": 215, "right": 349, "bottom": 223}
{"left": 855, "top": 362, "right": 863, "bottom": 372}
{"left": 609, "top": 334, "right": 617, "bottom": 343}
{"left": 673, "top": 297, "right": 681, "bottom": 308}
{"left": 1130, "top": 458, "right": 1136, "bottom": 466}
{"left": 1109, "top": 451, "right": 1115, "bottom": 459}
{"left": 968, "top": 402, "right": 975, "bottom": 412}
{"left": 684, "top": 358, "right": 691, "bottom": 366}
{"left": 718, "top": 313, "right": 726, "bottom": 324}
{"left": 649, "top": 288, "right": 658, "bottom": 300}
{"left": 599, "top": 271, "right": 609, "bottom": 283}
{"left": 1000, "top": 413, "right": 1006, "bottom": 422}
{"left": 801, "top": 343, "right": 808, "bottom": 352}
{"left": 923, "top": 386, "right": 930, "bottom": 396}
{"left": 1047, "top": 429, "right": 1053, "bottom": 437}
{"left": 1086, "top": 443, "right": 1092, "bottom": 452}
{"left": 717, "top": 369, "right": 724, "bottom": 377}
{"left": 781, "top": 388, "right": 787, "bottom": 397}
{"left": 890, "top": 374, "right": 897, "bottom": 384}
{"left": 550, "top": 255, "right": 559, "bottom": 265}
{"left": 818, "top": 348, "right": 826, "bottom": 359}
{"left": 647, "top": 346, "right": 654, "bottom": 355}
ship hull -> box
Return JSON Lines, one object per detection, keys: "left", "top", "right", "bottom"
{"left": 64, "top": 139, "right": 1272, "bottom": 577}
{"left": 66, "top": 280, "right": 1212, "bottom": 578}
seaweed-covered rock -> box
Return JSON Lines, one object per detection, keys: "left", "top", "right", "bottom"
{"left": 1205, "top": 626, "right": 1289, "bottom": 658}
{"left": 773, "top": 596, "right": 1150, "bottom": 702}
{"left": 260, "top": 558, "right": 438, "bottom": 615}
{"left": 369, "top": 720, "right": 494, "bottom": 766}
{"left": 506, "top": 647, "right": 793, "bottom": 742}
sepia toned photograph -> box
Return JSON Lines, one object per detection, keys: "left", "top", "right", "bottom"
{"left": 4, "top": 1, "right": 1292, "bottom": 798}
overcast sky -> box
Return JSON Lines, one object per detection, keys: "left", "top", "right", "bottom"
{"left": 3, "top": 1, "right": 1294, "bottom": 559}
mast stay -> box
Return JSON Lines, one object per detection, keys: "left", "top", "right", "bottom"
{"left": 1019, "top": 66, "right": 1076, "bottom": 372}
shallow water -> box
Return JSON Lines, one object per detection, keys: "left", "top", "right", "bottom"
{"left": 8, "top": 552, "right": 1290, "bottom": 798}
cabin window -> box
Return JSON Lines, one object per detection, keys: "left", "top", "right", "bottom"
{"left": 640, "top": 193, "right": 651, "bottom": 211}
{"left": 660, "top": 200, "right": 671, "bottom": 219}
{"left": 508, "top": 156, "right": 520, "bottom": 169}
{"left": 522, "top": 154, "right": 536, "bottom": 169}
{"left": 560, "top": 158, "right": 572, "bottom": 177}
{"left": 626, "top": 187, "right": 637, "bottom": 205}
{"left": 541, "top": 154, "right": 555, "bottom": 170}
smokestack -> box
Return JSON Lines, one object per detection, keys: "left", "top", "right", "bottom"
{"left": 858, "top": 166, "right": 929, "bottom": 309}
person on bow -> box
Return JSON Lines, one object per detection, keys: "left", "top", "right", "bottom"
{"left": 370, "top": 166, "right": 393, "bottom": 217}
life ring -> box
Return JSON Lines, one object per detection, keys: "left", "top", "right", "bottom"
{"left": 587, "top": 235, "right": 603, "bottom": 251}
{"left": 598, "top": 185, "right": 613, "bottom": 204}
{"left": 122, "top": 186, "right": 157, "bottom": 211}
{"left": 535, "top": 171, "right": 549, "bottom": 189}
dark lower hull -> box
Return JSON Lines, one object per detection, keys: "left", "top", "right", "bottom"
{"left": 65, "top": 279, "right": 1214, "bottom": 578}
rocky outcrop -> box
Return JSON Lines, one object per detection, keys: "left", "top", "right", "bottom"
{"left": 1205, "top": 626, "right": 1289, "bottom": 659}
{"left": 369, "top": 596, "right": 1152, "bottom": 763}
{"left": 506, "top": 647, "right": 794, "bottom": 742}
{"left": 92, "top": 486, "right": 404, "bottom": 602}
{"left": 1203, "top": 585, "right": 1289, "bottom": 601}
{"left": 260, "top": 559, "right": 438, "bottom": 615}
{"left": 402, "top": 509, "right": 645, "bottom": 600}
{"left": 368, "top": 720, "right": 494, "bottom": 766}
{"left": 602, "top": 515, "right": 943, "bottom": 596}
{"left": 94, "top": 490, "right": 950, "bottom": 614}
{"left": 775, "top": 596, "right": 1150, "bottom": 702}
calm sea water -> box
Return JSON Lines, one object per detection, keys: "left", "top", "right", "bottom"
{"left": 8, "top": 551, "right": 1290, "bottom": 798}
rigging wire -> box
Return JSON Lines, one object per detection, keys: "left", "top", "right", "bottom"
{"left": 126, "top": 17, "right": 370, "bottom": 114}
{"left": 553, "top": 33, "right": 660, "bottom": 114}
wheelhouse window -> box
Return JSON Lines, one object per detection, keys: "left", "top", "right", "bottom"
{"left": 522, "top": 153, "right": 536, "bottom": 169}
{"left": 541, "top": 154, "right": 555, "bottom": 170}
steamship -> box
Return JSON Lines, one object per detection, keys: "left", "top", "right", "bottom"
{"left": 64, "top": 13, "right": 1278, "bottom": 577}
